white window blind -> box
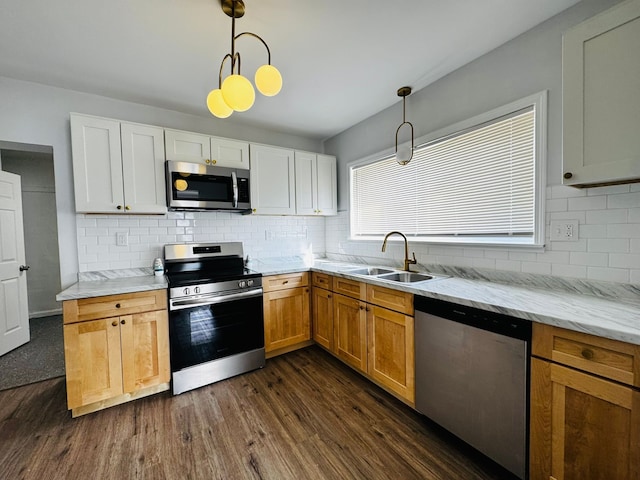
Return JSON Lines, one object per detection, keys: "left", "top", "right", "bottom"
{"left": 351, "top": 106, "right": 537, "bottom": 244}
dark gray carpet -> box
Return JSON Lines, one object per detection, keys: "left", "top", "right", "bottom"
{"left": 0, "top": 314, "right": 64, "bottom": 391}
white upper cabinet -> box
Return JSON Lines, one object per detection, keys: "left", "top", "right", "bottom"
{"left": 294, "top": 152, "right": 337, "bottom": 216}
{"left": 250, "top": 144, "right": 296, "bottom": 215}
{"left": 71, "top": 114, "right": 166, "bottom": 214}
{"left": 562, "top": 0, "right": 640, "bottom": 187}
{"left": 165, "top": 128, "right": 249, "bottom": 169}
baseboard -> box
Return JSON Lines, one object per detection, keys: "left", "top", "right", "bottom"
{"left": 29, "top": 308, "right": 63, "bottom": 319}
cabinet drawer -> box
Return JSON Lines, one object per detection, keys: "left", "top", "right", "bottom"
{"left": 333, "top": 276, "right": 366, "bottom": 300}
{"left": 63, "top": 289, "right": 167, "bottom": 324}
{"left": 366, "top": 284, "right": 413, "bottom": 315}
{"left": 263, "top": 272, "right": 309, "bottom": 292}
{"left": 533, "top": 323, "right": 640, "bottom": 388}
{"left": 312, "top": 272, "right": 333, "bottom": 290}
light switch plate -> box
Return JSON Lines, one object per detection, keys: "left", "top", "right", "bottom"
{"left": 116, "top": 231, "right": 128, "bottom": 246}
{"left": 550, "top": 220, "right": 579, "bottom": 242}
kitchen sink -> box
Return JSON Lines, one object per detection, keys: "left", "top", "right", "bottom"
{"left": 376, "top": 272, "right": 435, "bottom": 283}
{"left": 345, "top": 267, "right": 395, "bottom": 276}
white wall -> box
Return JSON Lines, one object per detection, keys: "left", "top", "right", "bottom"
{"left": 323, "top": 0, "right": 640, "bottom": 285}
{"left": 0, "top": 76, "right": 322, "bottom": 288}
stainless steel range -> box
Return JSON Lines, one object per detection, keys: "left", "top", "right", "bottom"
{"left": 164, "top": 242, "right": 264, "bottom": 395}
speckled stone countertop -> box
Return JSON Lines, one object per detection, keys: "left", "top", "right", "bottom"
{"left": 250, "top": 257, "right": 640, "bottom": 346}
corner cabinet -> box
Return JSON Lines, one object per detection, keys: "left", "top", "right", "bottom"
{"left": 164, "top": 128, "right": 249, "bottom": 169}
{"left": 311, "top": 273, "right": 415, "bottom": 404}
{"left": 62, "top": 290, "right": 170, "bottom": 417}
{"left": 70, "top": 113, "right": 166, "bottom": 214}
{"left": 562, "top": 0, "right": 640, "bottom": 186}
{"left": 262, "top": 272, "right": 312, "bottom": 357}
{"left": 530, "top": 323, "right": 640, "bottom": 480}
{"left": 294, "top": 152, "right": 337, "bottom": 216}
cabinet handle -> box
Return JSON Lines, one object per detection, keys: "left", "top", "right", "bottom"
{"left": 359, "top": 305, "right": 364, "bottom": 310}
{"left": 305, "top": 288, "right": 309, "bottom": 293}
{"left": 564, "top": 172, "right": 573, "bottom": 179}
{"left": 125, "top": 205, "right": 131, "bottom": 211}
{"left": 212, "top": 159, "right": 217, "bottom": 165}
{"left": 116, "top": 205, "right": 122, "bottom": 210}
{"left": 328, "top": 294, "right": 332, "bottom": 298}
{"left": 112, "top": 320, "right": 118, "bottom": 327}
{"left": 121, "top": 319, "right": 126, "bottom": 325}
{"left": 283, "top": 280, "right": 289, "bottom": 285}
{"left": 581, "top": 348, "right": 594, "bottom": 360}
{"left": 115, "top": 303, "right": 121, "bottom": 308}
{"left": 205, "top": 159, "right": 211, "bottom": 164}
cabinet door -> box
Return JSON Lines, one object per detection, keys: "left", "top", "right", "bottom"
{"left": 250, "top": 144, "right": 296, "bottom": 214}
{"left": 530, "top": 358, "right": 640, "bottom": 480}
{"left": 121, "top": 122, "right": 167, "bottom": 214}
{"left": 294, "top": 151, "right": 317, "bottom": 215}
{"left": 316, "top": 154, "right": 337, "bottom": 216}
{"left": 312, "top": 287, "right": 333, "bottom": 350}
{"left": 367, "top": 306, "right": 415, "bottom": 403}
{"left": 562, "top": 0, "right": 640, "bottom": 186}
{"left": 210, "top": 136, "right": 249, "bottom": 169}
{"left": 263, "top": 286, "right": 311, "bottom": 352}
{"left": 164, "top": 129, "right": 211, "bottom": 163}
{"left": 333, "top": 293, "right": 367, "bottom": 372}
{"left": 70, "top": 113, "right": 124, "bottom": 213}
{"left": 120, "top": 310, "right": 170, "bottom": 393}
{"left": 63, "top": 317, "right": 123, "bottom": 409}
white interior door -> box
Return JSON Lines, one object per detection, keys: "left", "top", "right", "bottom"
{"left": 0, "top": 170, "right": 29, "bottom": 356}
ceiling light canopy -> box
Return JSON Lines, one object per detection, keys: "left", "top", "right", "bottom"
{"left": 207, "top": 0, "right": 282, "bottom": 118}
{"left": 395, "top": 86, "right": 414, "bottom": 166}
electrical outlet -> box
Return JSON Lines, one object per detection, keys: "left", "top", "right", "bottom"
{"left": 116, "top": 231, "right": 128, "bottom": 246}
{"left": 550, "top": 220, "right": 579, "bottom": 242}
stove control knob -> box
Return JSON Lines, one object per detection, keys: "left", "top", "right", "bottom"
{"left": 195, "top": 286, "right": 201, "bottom": 294}
{"left": 238, "top": 280, "right": 247, "bottom": 288}
{"left": 183, "top": 287, "right": 190, "bottom": 296}
{"left": 247, "top": 279, "right": 254, "bottom": 287}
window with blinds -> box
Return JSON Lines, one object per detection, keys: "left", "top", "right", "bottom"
{"left": 350, "top": 99, "right": 543, "bottom": 246}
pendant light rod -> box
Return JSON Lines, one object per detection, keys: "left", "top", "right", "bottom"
{"left": 395, "top": 86, "right": 414, "bottom": 165}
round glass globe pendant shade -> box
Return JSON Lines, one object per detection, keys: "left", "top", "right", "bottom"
{"left": 221, "top": 74, "right": 255, "bottom": 112}
{"left": 255, "top": 65, "right": 282, "bottom": 96}
{"left": 206, "top": 89, "right": 233, "bottom": 118}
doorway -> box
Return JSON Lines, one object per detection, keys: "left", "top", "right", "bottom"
{"left": 0, "top": 141, "right": 61, "bottom": 318}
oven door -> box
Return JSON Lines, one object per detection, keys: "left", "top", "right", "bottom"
{"left": 169, "top": 289, "right": 264, "bottom": 372}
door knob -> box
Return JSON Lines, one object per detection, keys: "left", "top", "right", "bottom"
{"left": 19, "top": 265, "right": 30, "bottom": 271}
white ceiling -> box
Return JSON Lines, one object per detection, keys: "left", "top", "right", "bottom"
{"left": 0, "top": 0, "right": 581, "bottom": 141}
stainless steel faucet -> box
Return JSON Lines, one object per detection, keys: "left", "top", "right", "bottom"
{"left": 381, "top": 231, "right": 417, "bottom": 272}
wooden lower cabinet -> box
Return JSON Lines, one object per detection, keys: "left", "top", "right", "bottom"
{"left": 63, "top": 291, "right": 170, "bottom": 417}
{"left": 263, "top": 272, "right": 311, "bottom": 356}
{"left": 367, "top": 305, "right": 415, "bottom": 403}
{"left": 333, "top": 293, "right": 367, "bottom": 372}
{"left": 311, "top": 286, "right": 333, "bottom": 350}
{"left": 530, "top": 323, "right": 640, "bottom": 480}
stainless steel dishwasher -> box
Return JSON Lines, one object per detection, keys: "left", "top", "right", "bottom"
{"left": 415, "top": 297, "right": 531, "bottom": 480}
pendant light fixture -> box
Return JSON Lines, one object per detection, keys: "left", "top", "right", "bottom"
{"left": 395, "top": 86, "right": 414, "bottom": 165}
{"left": 207, "top": 0, "right": 282, "bottom": 118}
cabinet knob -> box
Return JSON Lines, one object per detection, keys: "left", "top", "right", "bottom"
{"left": 212, "top": 159, "right": 217, "bottom": 165}
{"left": 112, "top": 320, "right": 118, "bottom": 327}
{"left": 205, "top": 159, "right": 211, "bottom": 164}
{"left": 581, "top": 348, "right": 594, "bottom": 360}
{"left": 252, "top": 209, "right": 257, "bottom": 213}
{"left": 120, "top": 319, "right": 126, "bottom": 325}
{"left": 115, "top": 303, "right": 121, "bottom": 308}
{"left": 125, "top": 205, "right": 131, "bottom": 211}
{"left": 564, "top": 172, "right": 573, "bottom": 179}
{"left": 116, "top": 205, "right": 122, "bottom": 210}
{"left": 359, "top": 305, "right": 364, "bottom": 310}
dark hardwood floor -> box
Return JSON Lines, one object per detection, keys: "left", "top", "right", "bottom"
{"left": 0, "top": 346, "right": 512, "bottom": 479}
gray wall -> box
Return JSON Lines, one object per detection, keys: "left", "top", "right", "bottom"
{"left": 0, "top": 77, "right": 322, "bottom": 288}
{"left": 323, "top": 0, "right": 622, "bottom": 211}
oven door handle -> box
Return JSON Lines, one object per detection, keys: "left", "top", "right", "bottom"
{"left": 231, "top": 171, "right": 238, "bottom": 208}
{"left": 170, "top": 288, "right": 263, "bottom": 311}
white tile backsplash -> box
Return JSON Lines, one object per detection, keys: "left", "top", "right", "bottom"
{"left": 325, "top": 185, "right": 640, "bottom": 285}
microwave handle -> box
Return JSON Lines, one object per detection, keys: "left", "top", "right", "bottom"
{"left": 231, "top": 171, "right": 238, "bottom": 208}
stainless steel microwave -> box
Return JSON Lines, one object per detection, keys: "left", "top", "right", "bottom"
{"left": 166, "top": 160, "right": 251, "bottom": 211}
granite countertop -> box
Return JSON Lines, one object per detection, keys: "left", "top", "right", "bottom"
{"left": 57, "top": 257, "right": 640, "bottom": 346}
